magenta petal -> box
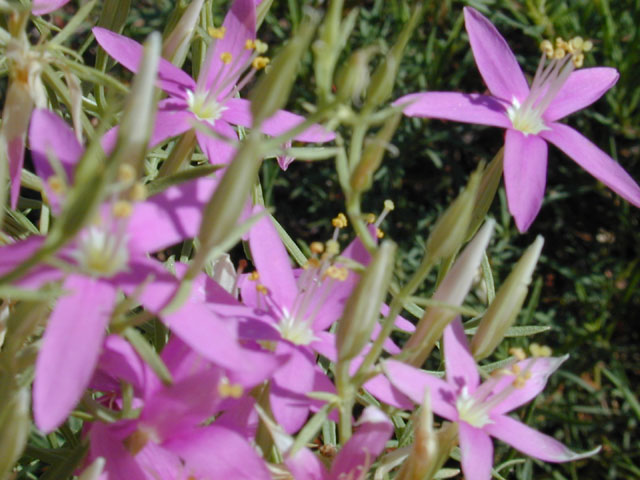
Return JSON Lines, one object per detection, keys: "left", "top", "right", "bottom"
{"left": 32, "top": 0, "right": 70, "bottom": 15}
{"left": 329, "top": 407, "right": 393, "bottom": 479}
{"left": 458, "top": 422, "right": 494, "bottom": 480}
{"left": 485, "top": 414, "right": 600, "bottom": 462}
{"left": 382, "top": 360, "right": 458, "bottom": 420}
{"left": 34, "top": 275, "right": 115, "bottom": 433}
{"left": 149, "top": 100, "right": 193, "bottom": 148}
{"left": 489, "top": 355, "right": 568, "bottom": 415}
{"left": 504, "top": 129, "right": 548, "bottom": 232}
{"left": 88, "top": 423, "right": 149, "bottom": 480}
{"left": 463, "top": 7, "right": 529, "bottom": 102}
{"left": 91, "top": 334, "right": 147, "bottom": 395}
{"left": 541, "top": 123, "right": 640, "bottom": 208}
{"left": 443, "top": 318, "right": 479, "bottom": 391}
{"left": 363, "top": 373, "right": 413, "bottom": 410}
{"left": 223, "top": 98, "right": 336, "bottom": 141}
{"left": 248, "top": 209, "right": 298, "bottom": 310}
{"left": 195, "top": 120, "right": 238, "bottom": 166}
{"left": 0, "top": 236, "right": 62, "bottom": 288}
{"left": 286, "top": 447, "right": 329, "bottom": 480}
{"left": 544, "top": 68, "right": 619, "bottom": 122}
{"left": 127, "top": 177, "right": 218, "bottom": 253}
{"left": 92, "top": 27, "right": 196, "bottom": 98}
{"left": 393, "top": 92, "right": 511, "bottom": 128}
{"left": 165, "top": 426, "right": 271, "bottom": 479}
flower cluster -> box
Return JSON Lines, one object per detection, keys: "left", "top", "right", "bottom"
{"left": 0, "top": 2, "right": 638, "bottom": 479}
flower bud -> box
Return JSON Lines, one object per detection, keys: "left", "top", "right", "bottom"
{"left": 425, "top": 167, "right": 481, "bottom": 262}
{"left": 78, "top": 457, "right": 106, "bottom": 480}
{"left": 162, "top": 0, "right": 204, "bottom": 66}
{"left": 0, "top": 388, "right": 30, "bottom": 478}
{"left": 336, "top": 240, "right": 396, "bottom": 362}
{"left": 471, "top": 236, "right": 544, "bottom": 360}
{"left": 334, "top": 46, "right": 377, "bottom": 103}
{"left": 250, "top": 10, "right": 320, "bottom": 127}
{"left": 396, "top": 391, "right": 437, "bottom": 480}
{"left": 466, "top": 147, "right": 503, "bottom": 240}
{"left": 403, "top": 220, "right": 494, "bottom": 366}
{"left": 350, "top": 113, "right": 400, "bottom": 192}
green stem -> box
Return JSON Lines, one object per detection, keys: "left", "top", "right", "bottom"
{"left": 336, "top": 360, "right": 354, "bottom": 442}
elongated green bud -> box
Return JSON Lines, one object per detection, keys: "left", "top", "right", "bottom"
{"left": 250, "top": 10, "right": 320, "bottom": 127}
{"left": 256, "top": 0, "right": 274, "bottom": 28}
{"left": 336, "top": 240, "right": 396, "bottom": 362}
{"left": 162, "top": 0, "right": 204, "bottom": 66}
{"left": 334, "top": 46, "right": 377, "bottom": 103}
{"left": 403, "top": 220, "right": 494, "bottom": 366}
{"left": 364, "top": 3, "right": 424, "bottom": 110}
{"left": 78, "top": 458, "right": 106, "bottom": 480}
{"left": 425, "top": 167, "right": 482, "bottom": 262}
{"left": 350, "top": 113, "right": 400, "bottom": 192}
{"left": 471, "top": 236, "right": 544, "bottom": 360}
{"left": 466, "top": 147, "right": 503, "bottom": 240}
{"left": 0, "top": 388, "right": 30, "bottom": 478}
{"left": 313, "top": 0, "right": 345, "bottom": 98}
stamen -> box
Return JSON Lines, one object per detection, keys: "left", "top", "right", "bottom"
{"left": 208, "top": 26, "right": 226, "bottom": 39}
{"left": 332, "top": 213, "right": 348, "bottom": 229}
{"left": 220, "top": 52, "right": 233, "bottom": 65}
{"left": 117, "top": 164, "right": 136, "bottom": 184}
{"left": 218, "top": 377, "right": 244, "bottom": 398}
{"left": 112, "top": 200, "right": 133, "bottom": 218}
{"left": 48, "top": 175, "right": 66, "bottom": 195}
{"left": 529, "top": 343, "right": 552, "bottom": 357}
{"left": 374, "top": 199, "right": 395, "bottom": 228}
{"left": 252, "top": 56, "right": 270, "bottom": 70}
{"left": 249, "top": 271, "right": 260, "bottom": 281}
{"left": 509, "top": 347, "right": 527, "bottom": 361}
{"left": 130, "top": 182, "right": 147, "bottom": 202}
{"left": 310, "top": 242, "right": 324, "bottom": 255}
{"left": 376, "top": 228, "right": 384, "bottom": 239}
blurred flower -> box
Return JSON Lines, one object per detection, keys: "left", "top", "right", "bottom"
{"left": 395, "top": 7, "right": 640, "bottom": 231}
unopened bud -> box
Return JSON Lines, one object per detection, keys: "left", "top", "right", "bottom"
{"left": 78, "top": 457, "right": 106, "bottom": 480}
{"left": 0, "top": 388, "right": 30, "bottom": 477}
{"left": 334, "top": 46, "right": 377, "bottom": 103}
{"left": 471, "top": 236, "right": 544, "bottom": 360}
{"left": 336, "top": 240, "right": 396, "bottom": 362}
{"left": 426, "top": 167, "right": 482, "bottom": 262}
{"left": 162, "top": 0, "right": 205, "bottom": 65}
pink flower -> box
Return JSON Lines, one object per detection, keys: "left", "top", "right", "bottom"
{"left": 394, "top": 7, "right": 640, "bottom": 231}
{"left": 32, "top": 0, "right": 70, "bottom": 15}
{"left": 93, "top": 0, "right": 333, "bottom": 167}
{"left": 383, "top": 318, "right": 599, "bottom": 480}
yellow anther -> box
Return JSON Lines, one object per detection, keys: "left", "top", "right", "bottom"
{"left": 324, "top": 265, "right": 340, "bottom": 279}
{"left": 249, "top": 271, "right": 260, "bottom": 281}
{"left": 220, "top": 52, "right": 233, "bottom": 64}
{"left": 245, "top": 39, "right": 256, "bottom": 50}
{"left": 218, "top": 379, "right": 244, "bottom": 398}
{"left": 530, "top": 343, "right": 552, "bottom": 357}
{"left": 555, "top": 37, "right": 567, "bottom": 49}
{"left": 252, "top": 56, "right": 270, "bottom": 70}
{"left": 332, "top": 213, "right": 348, "bottom": 229}
{"left": 365, "top": 213, "right": 376, "bottom": 224}
{"left": 553, "top": 47, "right": 566, "bottom": 59}
{"left": 540, "top": 39, "right": 554, "bottom": 58}
{"left": 306, "top": 258, "right": 321, "bottom": 269}
{"left": 118, "top": 164, "right": 136, "bottom": 183}
{"left": 47, "top": 175, "right": 66, "bottom": 195}
{"left": 523, "top": 371, "right": 533, "bottom": 380}
{"left": 130, "top": 182, "right": 147, "bottom": 202}
{"left": 337, "top": 267, "right": 349, "bottom": 281}
{"left": 572, "top": 53, "right": 584, "bottom": 68}
{"left": 310, "top": 242, "right": 324, "bottom": 254}
{"left": 123, "top": 430, "right": 150, "bottom": 455}
{"left": 208, "top": 26, "right": 226, "bottom": 39}
{"left": 384, "top": 199, "right": 395, "bottom": 211}
{"left": 512, "top": 376, "right": 527, "bottom": 389}
{"left": 376, "top": 228, "right": 384, "bottom": 239}
{"left": 511, "top": 364, "right": 522, "bottom": 375}
{"left": 582, "top": 40, "right": 593, "bottom": 52}
{"left": 569, "top": 36, "right": 584, "bottom": 52}
{"left": 112, "top": 200, "right": 133, "bottom": 218}
{"left": 325, "top": 240, "right": 340, "bottom": 256}
{"left": 256, "top": 284, "right": 268, "bottom": 295}
{"left": 508, "top": 347, "right": 527, "bottom": 361}
{"left": 254, "top": 39, "right": 268, "bottom": 54}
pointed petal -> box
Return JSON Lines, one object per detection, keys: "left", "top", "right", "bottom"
{"left": 92, "top": 27, "right": 196, "bottom": 98}
{"left": 458, "top": 422, "right": 494, "bottom": 480}
{"left": 363, "top": 373, "right": 413, "bottom": 410}
{"left": 32, "top": 0, "right": 70, "bottom": 14}
{"left": 504, "top": 129, "right": 548, "bottom": 232}
{"left": 544, "top": 67, "right": 619, "bottom": 122}
{"left": 34, "top": 275, "right": 115, "bottom": 432}
{"left": 195, "top": 120, "right": 238, "bottom": 166}
{"left": 541, "top": 123, "right": 640, "bottom": 208}
{"left": 329, "top": 407, "right": 393, "bottom": 479}
{"left": 88, "top": 423, "right": 149, "bottom": 480}
{"left": 248, "top": 209, "right": 298, "bottom": 311}
{"left": 443, "top": 317, "right": 479, "bottom": 391}
{"left": 127, "top": 177, "right": 219, "bottom": 253}
{"left": 223, "top": 98, "right": 336, "bottom": 141}
{"left": 165, "top": 426, "right": 271, "bottom": 479}
{"left": 463, "top": 7, "right": 529, "bottom": 101}
{"left": 382, "top": 360, "right": 458, "bottom": 420}
{"left": 91, "top": 334, "right": 147, "bottom": 395}
{"left": 204, "top": 0, "right": 256, "bottom": 92}
{"left": 287, "top": 447, "right": 329, "bottom": 480}
{"left": 485, "top": 414, "right": 600, "bottom": 462}
{"left": 0, "top": 236, "right": 62, "bottom": 288}
{"left": 149, "top": 99, "right": 193, "bottom": 148}
{"left": 393, "top": 92, "right": 511, "bottom": 128}
{"left": 490, "top": 355, "right": 569, "bottom": 413}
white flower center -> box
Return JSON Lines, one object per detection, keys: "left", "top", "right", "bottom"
{"left": 74, "top": 227, "right": 129, "bottom": 277}
{"left": 507, "top": 97, "right": 549, "bottom": 136}
{"left": 456, "top": 386, "right": 492, "bottom": 428}
{"left": 277, "top": 308, "right": 316, "bottom": 346}
{"left": 186, "top": 90, "right": 227, "bottom": 124}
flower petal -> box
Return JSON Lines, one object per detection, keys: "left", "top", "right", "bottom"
{"left": 32, "top": 0, "right": 70, "bottom": 14}
{"left": 91, "top": 334, "right": 147, "bottom": 395}
{"left": 381, "top": 359, "right": 458, "bottom": 420}
{"left": 393, "top": 92, "right": 511, "bottom": 128}
{"left": 195, "top": 119, "right": 238, "bottom": 166}
{"left": 34, "top": 275, "right": 115, "bottom": 432}
{"left": 504, "top": 129, "right": 548, "bottom": 232}
{"left": 485, "top": 414, "right": 601, "bottom": 462}
{"left": 88, "top": 422, "right": 149, "bottom": 480}
{"left": 541, "top": 123, "right": 640, "bottom": 208}
{"left": 458, "top": 422, "right": 494, "bottom": 480}
{"left": 329, "top": 407, "right": 393, "bottom": 479}
{"left": 443, "top": 317, "right": 479, "bottom": 391}
{"left": 149, "top": 99, "right": 193, "bottom": 148}
{"left": 223, "top": 98, "right": 335, "bottom": 141}
{"left": 544, "top": 68, "right": 619, "bottom": 122}
{"left": 463, "top": 7, "right": 529, "bottom": 101}
{"left": 93, "top": 27, "right": 196, "bottom": 98}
